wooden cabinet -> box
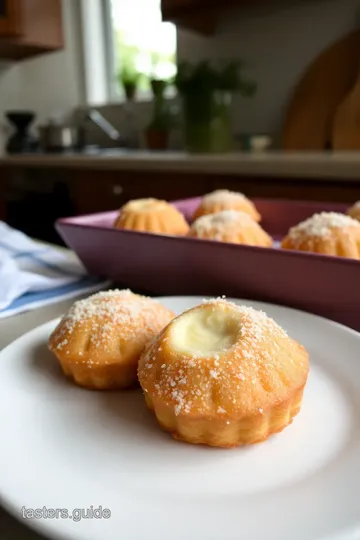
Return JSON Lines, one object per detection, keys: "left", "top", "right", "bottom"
{"left": 0, "top": 0, "right": 21, "bottom": 36}
{"left": 0, "top": 0, "right": 63, "bottom": 60}
{"left": 162, "top": 0, "right": 217, "bottom": 34}
{"left": 70, "top": 169, "right": 360, "bottom": 217}
{"left": 162, "top": 0, "right": 192, "bottom": 8}
{"left": 1, "top": 167, "right": 75, "bottom": 244}
{"left": 161, "top": 0, "right": 256, "bottom": 34}
{"left": 2, "top": 164, "right": 360, "bottom": 246}
{"left": 70, "top": 170, "right": 212, "bottom": 215}
{"left": 211, "top": 176, "right": 360, "bottom": 203}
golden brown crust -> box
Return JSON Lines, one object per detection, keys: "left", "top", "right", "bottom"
{"left": 49, "top": 290, "right": 175, "bottom": 390}
{"left": 193, "top": 190, "right": 261, "bottom": 222}
{"left": 282, "top": 212, "right": 360, "bottom": 258}
{"left": 188, "top": 210, "right": 272, "bottom": 247}
{"left": 144, "top": 384, "right": 306, "bottom": 447}
{"left": 114, "top": 198, "right": 189, "bottom": 236}
{"left": 138, "top": 299, "right": 309, "bottom": 447}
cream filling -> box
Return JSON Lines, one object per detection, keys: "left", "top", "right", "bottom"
{"left": 170, "top": 307, "right": 240, "bottom": 356}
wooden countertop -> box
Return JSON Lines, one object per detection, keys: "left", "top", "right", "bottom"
{"left": 1, "top": 151, "right": 360, "bottom": 180}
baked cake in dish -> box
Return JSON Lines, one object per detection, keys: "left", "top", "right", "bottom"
{"left": 138, "top": 298, "right": 309, "bottom": 448}
{"left": 188, "top": 210, "right": 272, "bottom": 247}
{"left": 281, "top": 212, "right": 360, "bottom": 259}
{"left": 114, "top": 198, "right": 189, "bottom": 236}
{"left": 49, "top": 290, "right": 175, "bottom": 390}
{"left": 193, "top": 189, "right": 261, "bottom": 222}
{"left": 347, "top": 201, "right": 360, "bottom": 222}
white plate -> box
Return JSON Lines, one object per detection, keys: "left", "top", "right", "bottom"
{"left": 1, "top": 296, "right": 360, "bottom": 540}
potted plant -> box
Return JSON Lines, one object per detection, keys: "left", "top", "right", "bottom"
{"left": 174, "top": 60, "right": 256, "bottom": 153}
{"left": 145, "top": 78, "right": 174, "bottom": 151}
{"left": 117, "top": 63, "right": 142, "bottom": 101}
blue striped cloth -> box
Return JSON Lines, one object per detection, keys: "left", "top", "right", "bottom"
{"left": 0, "top": 222, "right": 111, "bottom": 318}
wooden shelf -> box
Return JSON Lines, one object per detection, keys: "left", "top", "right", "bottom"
{"left": 0, "top": 0, "right": 63, "bottom": 60}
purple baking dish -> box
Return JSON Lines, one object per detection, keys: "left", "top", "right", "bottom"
{"left": 56, "top": 197, "right": 360, "bottom": 331}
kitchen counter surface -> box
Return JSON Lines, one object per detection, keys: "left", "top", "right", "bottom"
{"left": 2, "top": 151, "right": 360, "bottom": 180}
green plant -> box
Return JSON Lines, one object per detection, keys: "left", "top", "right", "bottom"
{"left": 117, "top": 61, "right": 145, "bottom": 100}
{"left": 173, "top": 60, "right": 256, "bottom": 153}
{"left": 147, "top": 78, "right": 174, "bottom": 131}
{"left": 150, "top": 78, "right": 168, "bottom": 99}
{"left": 118, "top": 64, "right": 142, "bottom": 88}
{"left": 114, "top": 27, "right": 176, "bottom": 94}
{"left": 174, "top": 60, "right": 257, "bottom": 97}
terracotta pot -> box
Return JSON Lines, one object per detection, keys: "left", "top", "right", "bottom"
{"left": 145, "top": 129, "right": 169, "bottom": 150}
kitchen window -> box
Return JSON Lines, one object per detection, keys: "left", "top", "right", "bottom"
{"left": 105, "top": 0, "right": 177, "bottom": 101}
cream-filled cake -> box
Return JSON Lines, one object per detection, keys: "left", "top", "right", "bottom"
{"left": 138, "top": 298, "right": 309, "bottom": 448}
{"left": 170, "top": 303, "right": 240, "bottom": 356}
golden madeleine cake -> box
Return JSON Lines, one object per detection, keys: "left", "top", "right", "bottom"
{"left": 347, "top": 201, "right": 360, "bottom": 221}
{"left": 193, "top": 189, "right": 261, "bottom": 222}
{"left": 49, "top": 290, "right": 175, "bottom": 390}
{"left": 114, "top": 198, "right": 189, "bottom": 236}
{"left": 281, "top": 212, "right": 360, "bottom": 259}
{"left": 138, "top": 298, "right": 309, "bottom": 448}
{"left": 188, "top": 210, "right": 272, "bottom": 247}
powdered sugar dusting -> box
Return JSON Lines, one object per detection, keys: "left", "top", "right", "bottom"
{"left": 203, "top": 298, "right": 286, "bottom": 340}
{"left": 202, "top": 190, "right": 246, "bottom": 206}
{"left": 51, "top": 289, "right": 174, "bottom": 354}
{"left": 57, "top": 289, "right": 138, "bottom": 335}
{"left": 288, "top": 212, "right": 360, "bottom": 240}
{"left": 191, "top": 210, "right": 255, "bottom": 237}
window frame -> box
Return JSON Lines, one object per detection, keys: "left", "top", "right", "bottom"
{"left": 103, "top": 0, "right": 125, "bottom": 103}
{"left": 81, "top": 0, "right": 177, "bottom": 105}
{"left": 80, "top": 0, "right": 109, "bottom": 105}
{"left": 103, "top": 0, "right": 177, "bottom": 103}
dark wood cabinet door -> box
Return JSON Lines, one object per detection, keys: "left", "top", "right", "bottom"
{"left": 161, "top": 0, "right": 253, "bottom": 34}
{"left": 0, "top": 0, "right": 7, "bottom": 16}
{"left": 0, "top": 0, "right": 21, "bottom": 36}
{"left": 161, "top": 0, "right": 192, "bottom": 8}
{"left": 161, "top": 0, "right": 217, "bottom": 34}
{"left": 71, "top": 170, "right": 212, "bottom": 216}
{"left": 0, "top": 0, "right": 63, "bottom": 59}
